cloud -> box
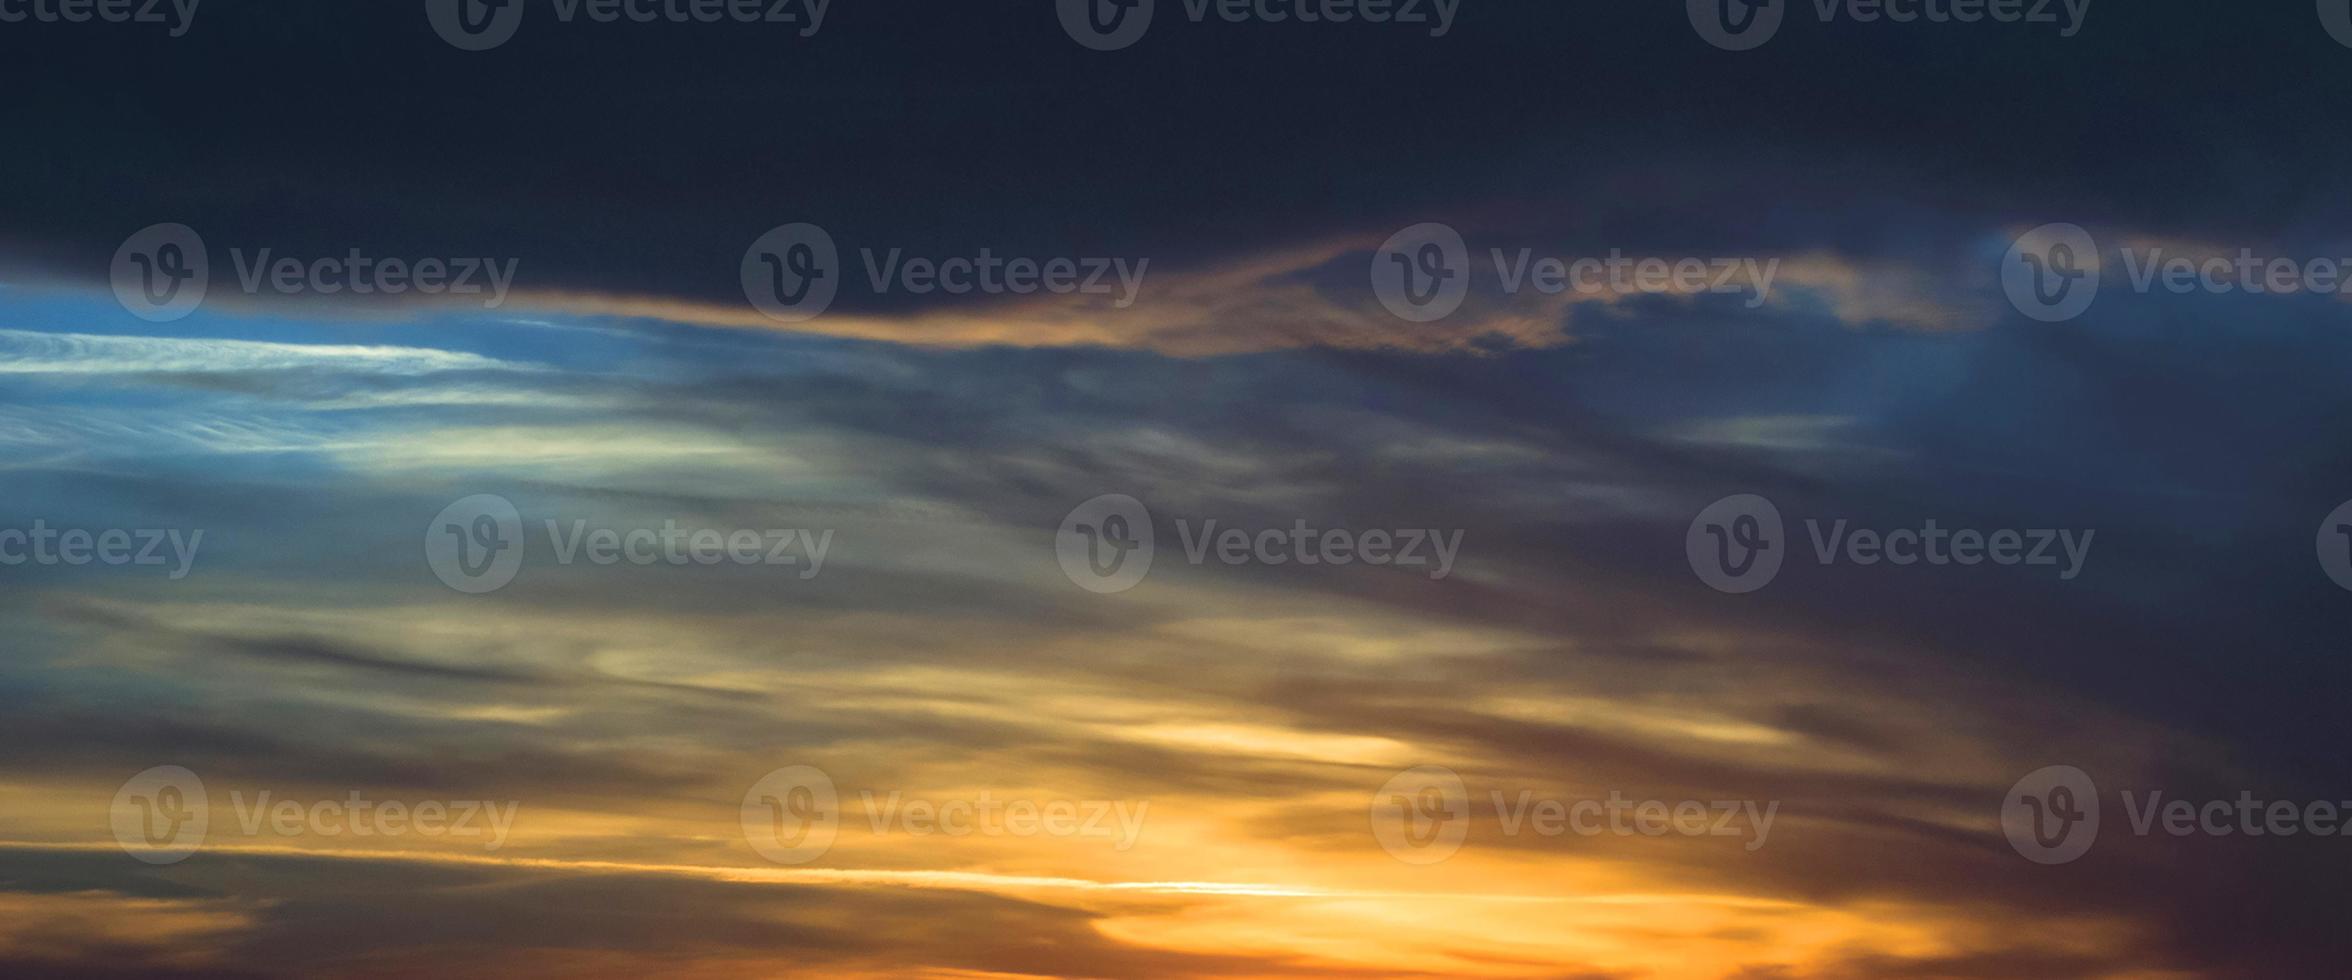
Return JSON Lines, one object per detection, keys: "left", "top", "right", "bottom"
{"left": 0, "top": 329, "right": 528, "bottom": 376}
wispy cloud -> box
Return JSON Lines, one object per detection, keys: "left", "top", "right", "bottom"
{"left": 0, "top": 328, "right": 527, "bottom": 376}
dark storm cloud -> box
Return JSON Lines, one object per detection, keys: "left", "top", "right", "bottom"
{"left": 6, "top": 5, "right": 2352, "bottom": 970}
{"left": 5, "top": 1, "right": 2352, "bottom": 321}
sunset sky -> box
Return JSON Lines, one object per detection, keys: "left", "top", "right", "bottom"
{"left": 4, "top": 1, "right": 2352, "bottom": 977}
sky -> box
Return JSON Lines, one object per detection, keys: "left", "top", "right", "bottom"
{"left": 4, "top": 1, "right": 2352, "bottom": 977}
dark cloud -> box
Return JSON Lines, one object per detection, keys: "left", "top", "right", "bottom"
{"left": 0, "top": 851, "right": 1317, "bottom": 979}
{"left": 6, "top": 2, "right": 2352, "bottom": 322}
{"left": 4, "top": 1, "right": 2352, "bottom": 975}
